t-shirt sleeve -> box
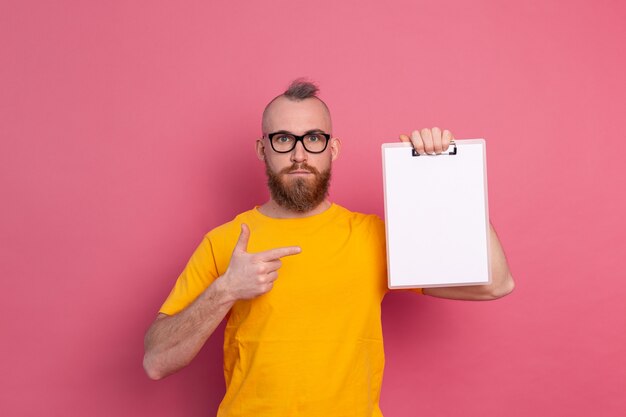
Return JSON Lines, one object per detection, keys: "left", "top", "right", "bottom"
{"left": 159, "top": 234, "right": 220, "bottom": 315}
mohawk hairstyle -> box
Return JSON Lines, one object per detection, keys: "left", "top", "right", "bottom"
{"left": 261, "top": 78, "right": 331, "bottom": 134}
{"left": 283, "top": 78, "right": 320, "bottom": 100}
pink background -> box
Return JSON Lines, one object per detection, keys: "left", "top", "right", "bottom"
{"left": 1, "top": 1, "right": 625, "bottom": 416}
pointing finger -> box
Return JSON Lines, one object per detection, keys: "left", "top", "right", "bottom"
{"left": 234, "top": 223, "right": 250, "bottom": 253}
{"left": 256, "top": 246, "right": 302, "bottom": 262}
{"left": 399, "top": 133, "right": 411, "bottom": 143}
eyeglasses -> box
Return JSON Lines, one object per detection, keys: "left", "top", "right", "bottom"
{"left": 265, "top": 131, "right": 331, "bottom": 153}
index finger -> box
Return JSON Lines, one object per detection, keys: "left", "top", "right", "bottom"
{"left": 255, "top": 246, "right": 302, "bottom": 262}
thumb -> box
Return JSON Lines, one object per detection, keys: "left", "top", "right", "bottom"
{"left": 234, "top": 223, "right": 250, "bottom": 253}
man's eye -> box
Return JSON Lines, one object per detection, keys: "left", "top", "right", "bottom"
{"left": 277, "top": 136, "right": 292, "bottom": 143}
{"left": 306, "top": 135, "right": 321, "bottom": 142}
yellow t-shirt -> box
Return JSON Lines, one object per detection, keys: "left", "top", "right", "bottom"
{"left": 159, "top": 203, "right": 422, "bottom": 416}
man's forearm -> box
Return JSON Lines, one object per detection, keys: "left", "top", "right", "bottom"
{"left": 143, "top": 226, "right": 301, "bottom": 380}
{"left": 485, "top": 222, "right": 514, "bottom": 297}
{"left": 143, "top": 276, "right": 236, "bottom": 380}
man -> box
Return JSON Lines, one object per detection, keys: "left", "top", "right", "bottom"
{"left": 143, "top": 79, "right": 514, "bottom": 416}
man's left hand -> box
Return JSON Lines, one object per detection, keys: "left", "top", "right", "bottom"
{"left": 399, "top": 127, "right": 454, "bottom": 155}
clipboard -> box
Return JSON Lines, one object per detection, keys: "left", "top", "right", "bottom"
{"left": 382, "top": 139, "right": 491, "bottom": 289}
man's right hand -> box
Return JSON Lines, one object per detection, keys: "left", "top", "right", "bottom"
{"left": 221, "top": 223, "right": 301, "bottom": 300}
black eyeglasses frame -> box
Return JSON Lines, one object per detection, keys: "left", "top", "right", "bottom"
{"left": 265, "top": 131, "right": 331, "bottom": 154}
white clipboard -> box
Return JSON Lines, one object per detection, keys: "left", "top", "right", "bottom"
{"left": 382, "top": 139, "right": 491, "bottom": 289}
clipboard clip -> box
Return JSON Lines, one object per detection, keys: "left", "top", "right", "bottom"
{"left": 412, "top": 141, "right": 457, "bottom": 157}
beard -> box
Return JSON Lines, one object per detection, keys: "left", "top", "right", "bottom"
{"left": 265, "top": 161, "right": 332, "bottom": 213}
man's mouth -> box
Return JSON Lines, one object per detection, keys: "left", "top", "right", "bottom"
{"left": 280, "top": 163, "right": 319, "bottom": 177}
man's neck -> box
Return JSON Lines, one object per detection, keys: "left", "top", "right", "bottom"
{"left": 258, "top": 199, "right": 332, "bottom": 219}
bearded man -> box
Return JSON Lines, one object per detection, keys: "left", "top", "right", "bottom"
{"left": 143, "top": 79, "right": 515, "bottom": 417}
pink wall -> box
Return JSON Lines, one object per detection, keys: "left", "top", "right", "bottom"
{"left": 1, "top": 1, "right": 624, "bottom": 416}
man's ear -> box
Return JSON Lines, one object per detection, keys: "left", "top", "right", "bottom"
{"left": 255, "top": 139, "right": 265, "bottom": 161}
{"left": 330, "top": 137, "right": 341, "bottom": 161}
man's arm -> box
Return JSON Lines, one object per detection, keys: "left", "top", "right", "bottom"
{"left": 422, "top": 222, "right": 515, "bottom": 301}
{"left": 143, "top": 276, "right": 236, "bottom": 380}
{"left": 143, "top": 224, "right": 301, "bottom": 380}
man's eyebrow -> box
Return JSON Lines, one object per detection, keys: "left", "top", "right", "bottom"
{"left": 271, "top": 129, "right": 328, "bottom": 135}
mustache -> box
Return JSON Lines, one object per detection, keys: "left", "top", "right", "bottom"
{"left": 279, "top": 163, "right": 321, "bottom": 175}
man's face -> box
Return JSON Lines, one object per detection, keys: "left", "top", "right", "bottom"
{"left": 257, "top": 96, "right": 340, "bottom": 212}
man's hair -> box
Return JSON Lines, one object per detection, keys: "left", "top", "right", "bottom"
{"left": 261, "top": 78, "right": 331, "bottom": 134}
{"left": 283, "top": 78, "right": 319, "bottom": 100}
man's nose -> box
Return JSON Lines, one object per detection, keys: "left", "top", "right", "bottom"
{"left": 290, "top": 140, "right": 308, "bottom": 163}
